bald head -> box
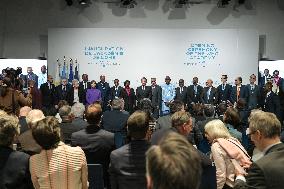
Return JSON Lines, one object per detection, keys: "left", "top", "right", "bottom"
{"left": 19, "top": 106, "right": 32, "bottom": 117}
{"left": 26, "top": 109, "right": 45, "bottom": 128}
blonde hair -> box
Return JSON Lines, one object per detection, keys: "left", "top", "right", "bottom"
{"left": 204, "top": 119, "right": 231, "bottom": 140}
{"left": 0, "top": 114, "right": 19, "bottom": 146}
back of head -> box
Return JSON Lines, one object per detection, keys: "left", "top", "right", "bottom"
{"left": 111, "top": 98, "right": 124, "bottom": 110}
{"left": 26, "top": 109, "right": 45, "bottom": 128}
{"left": 217, "top": 103, "right": 227, "bottom": 116}
{"left": 192, "top": 103, "right": 204, "bottom": 116}
{"left": 236, "top": 98, "right": 246, "bottom": 109}
{"left": 171, "top": 111, "right": 191, "bottom": 128}
{"left": 71, "top": 103, "right": 85, "bottom": 118}
{"left": 146, "top": 132, "right": 201, "bottom": 189}
{"left": 224, "top": 107, "right": 240, "bottom": 127}
{"left": 19, "top": 106, "right": 32, "bottom": 117}
{"left": 249, "top": 111, "right": 281, "bottom": 139}
{"left": 204, "top": 119, "right": 231, "bottom": 140}
{"left": 58, "top": 100, "right": 69, "bottom": 109}
{"left": 0, "top": 114, "right": 19, "bottom": 147}
{"left": 32, "top": 116, "right": 61, "bottom": 150}
{"left": 127, "top": 110, "right": 149, "bottom": 139}
{"left": 203, "top": 104, "right": 215, "bottom": 118}
{"left": 85, "top": 103, "right": 102, "bottom": 125}
{"left": 169, "top": 100, "right": 184, "bottom": 114}
{"left": 59, "top": 105, "right": 72, "bottom": 118}
{"left": 139, "top": 98, "right": 153, "bottom": 115}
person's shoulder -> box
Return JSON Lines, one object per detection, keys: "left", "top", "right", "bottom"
{"left": 111, "top": 144, "right": 129, "bottom": 158}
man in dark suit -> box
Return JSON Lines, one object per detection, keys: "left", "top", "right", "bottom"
{"left": 186, "top": 77, "right": 203, "bottom": 113}
{"left": 136, "top": 77, "right": 152, "bottom": 109}
{"left": 259, "top": 68, "right": 271, "bottom": 88}
{"left": 201, "top": 79, "right": 218, "bottom": 105}
{"left": 175, "top": 79, "right": 187, "bottom": 105}
{"left": 230, "top": 76, "right": 248, "bottom": 105}
{"left": 216, "top": 75, "right": 232, "bottom": 104}
{"left": 71, "top": 103, "right": 115, "bottom": 188}
{"left": 101, "top": 98, "right": 129, "bottom": 148}
{"left": 20, "top": 66, "right": 38, "bottom": 88}
{"left": 150, "top": 78, "right": 162, "bottom": 119}
{"left": 262, "top": 82, "right": 281, "bottom": 121}
{"left": 109, "top": 110, "right": 150, "bottom": 189}
{"left": 79, "top": 74, "right": 91, "bottom": 105}
{"left": 234, "top": 111, "right": 284, "bottom": 189}
{"left": 40, "top": 75, "right": 56, "bottom": 110}
{"left": 246, "top": 74, "right": 262, "bottom": 110}
{"left": 110, "top": 79, "right": 123, "bottom": 102}
{"left": 97, "top": 75, "right": 111, "bottom": 112}
{"left": 55, "top": 77, "right": 72, "bottom": 105}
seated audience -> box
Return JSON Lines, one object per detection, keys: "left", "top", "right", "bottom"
{"left": 223, "top": 107, "right": 242, "bottom": 142}
{"left": 71, "top": 102, "right": 88, "bottom": 128}
{"left": 234, "top": 111, "right": 284, "bottom": 189}
{"left": 18, "top": 106, "right": 32, "bottom": 134}
{"left": 109, "top": 110, "right": 150, "bottom": 189}
{"left": 18, "top": 109, "right": 44, "bottom": 155}
{"left": 30, "top": 116, "right": 88, "bottom": 189}
{"left": 54, "top": 100, "right": 69, "bottom": 122}
{"left": 146, "top": 132, "right": 201, "bottom": 189}
{"left": 204, "top": 120, "right": 250, "bottom": 189}
{"left": 71, "top": 103, "right": 115, "bottom": 188}
{"left": 59, "top": 105, "right": 86, "bottom": 144}
{"left": 0, "top": 114, "right": 33, "bottom": 188}
{"left": 192, "top": 103, "right": 206, "bottom": 122}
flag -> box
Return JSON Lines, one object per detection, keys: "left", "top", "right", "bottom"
{"left": 55, "top": 59, "right": 61, "bottom": 86}
{"left": 68, "top": 59, "right": 74, "bottom": 83}
{"left": 74, "top": 60, "right": 79, "bottom": 80}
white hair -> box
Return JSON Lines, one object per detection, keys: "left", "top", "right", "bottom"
{"left": 71, "top": 103, "right": 85, "bottom": 118}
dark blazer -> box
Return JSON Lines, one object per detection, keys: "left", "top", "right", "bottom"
{"left": 120, "top": 88, "right": 136, "bottom": 114}
{"left": 68, "top": 87, "right": 85, "bottom": 105}
{"left": 97, "top": 81, "right": 111, "bottom": 111}
{"left": 102, "top": 109, "right": 129, "bottom": 133}
{"left": 0, "top": 147, "right": 34, "bottom": 189}
{"left": 71, "top": 126, "right": 115, "bottom": 188}
{"left": 40, "top": 82, "right": 56, "bottom": 107}
{"left": 175, "top": 86, "right": 187, "bottom": 104}
{"left": 55, "top": 84, "right": 72, "bottom": 105}
{"left": 109, "top": 140, "right": 150, "bottom": 189}
{"left": 230, "top": 85, "right": 248, "bottom": 104}
{"left": 19, "top": 116, "right": 29, "bottom": 134}
{"left": 234, "top": 143, "right": 284, "bottom": 189}
{"left": 18, "top": 130, "right": 41, "bottom": 155}
{"left": 110, "top": 86, "right": 123, "bottom": 101}
{"left": 155, "top": 114, "right": 172, "bottom": 130}
{"left": 245, "top": 84, "right": 262, "bottom": 110}
{"left": 136, "top": 86, "right": 152, "bottom": 105}
{"left": 60, "top": 120, "right": 86, "bottom": 144}
{"left": 186, "top": 84, "right": 203, "bottom": 105}
{"left": 79, "top": 81, "right": 91, "bottom": 105}
{"left": 216, "top": 84, "right": 232, "bottom": 104}
{"left": 20, "top": 73, "right": 38, "bottom": 88}
{"left": 259, "top": 74, "right": 271, "bottom": 88}
{"left": 151, "top": 128, "right": 216, "bottom": 189}
{"left": 201, "top": 87, "right": 218, "bottom": 105}
{"left": 262, "top": 91, "right": 281, "bottom": 120}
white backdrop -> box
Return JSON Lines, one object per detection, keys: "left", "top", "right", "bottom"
{"left": 259, "top": 60, "right": 284, "bottom": 77}
{"left": 48, "top": 28, "right": 258, "bottom": 88}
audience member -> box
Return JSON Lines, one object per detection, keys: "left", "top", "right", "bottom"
{"left": 205, "top": 120, "right": 250, "bottom": 189}
{"left": 223, "top": 107, "right": 242, "bottom": 142}
{"left": 30, "top": 116, "right": 88, "bottom": 189}
{"left": 0, "top": 77, "right": 32, "bottom": 115}
{"left": 18, "top": 106, "right": 32, "bottom": 134}
{"left": 18, "top": 109, "right": 44, "bottom": 155}
{"left": 0, "top": 114, "right": 34, "bottom": 188}
{"left": 71, "top": 103, "right": 115, "bottom": 188}
{"left": 234, "top": 111, "right": 284, "bottom": 189}
{"left": 59, "top": 105, "right": 86, "bottom": 144}
{"left": 146, "top": 132, "right": 201, "bottom": 189}
{"left": 192, "top": 103, "right": 206, "bottom": 122}
{"left": 139, "top": 98, "right": 156, "bottom": 140}
{"left": 109, "top": 110, "right": 150, "bottom": 189}
{"left": 216, "top": 102, "right": 227, "bottom": 121}
{"left": 71, "top": 102, "right": 88, "bottom": 128}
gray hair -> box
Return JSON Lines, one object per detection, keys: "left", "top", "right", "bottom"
{"left": 112, "top": 98, "right": 124, "bottom": 110}
{"left": 71, "top": 103, "right": 85, "bottom": 118}
{"left": 59, "top": 105, "right": 72, "bottom": 118}
{"left": 26, "top": 109, "right": 45, "bottom": 128}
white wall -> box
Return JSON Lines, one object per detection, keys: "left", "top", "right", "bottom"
{"left": 0, "top": 0, "right": 284, "bottom": 72}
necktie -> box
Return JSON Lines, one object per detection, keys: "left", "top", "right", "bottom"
{"left": 48, "top": 83, "right": 51, "bottom": 90}
{"left": 207, "top": 88, "right": 211, "bottom": 100}
{"left": 222, "top": 84, "right": 225, "bottom": 90}
{"left": 143, "top": 86, "right": 145, "bottom": 90}
{"left": 84, "top": 82, "right": 87, "bottom": 90}
{"left": 251, "top": 85, "right": 254, "bottom": 91}
{"left": 237, "top": 86, "right": 240, "bottom": 101}
{"left": 194, "top": 85, "right": 197, "bottom": 95}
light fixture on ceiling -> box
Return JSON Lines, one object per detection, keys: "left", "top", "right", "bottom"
{"left": 79, "top": 0, "right": 87, "bottom": 5}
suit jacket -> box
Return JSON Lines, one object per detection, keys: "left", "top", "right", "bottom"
{"left": 230, "top": 85, "right": 248, "bottom": 104}
{"left": 68, "top": 87, "right": 84, "bottom": 105}
{"left": 259, "top": 74, "right": 271, "bottom": 88}
{"left": 136, "top": 86, "right": 152, "bottom": 104}
{"left": 155, "top": 114, "right": 172, "bottom": 130}
{"left": 71, "top": 126, "right": 115, "bottom": 188}
{"left": 79, "top": 81, "right": 91, "bottom": 105}
{"left": 175, "top": 86, "right": 187, "bottom": 104}
{"left": 151, "top": 85, "right": 162, "bottom": 108}
{"left": 120, "top": 88, "right": 136, "bottom": 114}
{"left": 186, "top": 84, "right": 203, "bottom": 105}
{"left": 20, "top": 73, "right": 38, "bottom": 88}
{"left": 97, "top": 81, "right": 111, "bottom": 103}
{"left": 102, "top": 109, "right": 129, "bottom": 133}
{"left": 19, "top": 116, "right": 29, "bottom": 134}
{"left": 245, "top": 84, "right": 262, "bottom": 110}
{"left": 109, "top": 140, "right": 150, "bottom": 189}
{"left": 262, "top": 91, "right": 281, "bottom": 120}
{"left": 0, "top": 147, "right": 34, "bottom": 189}
{"left": 110, "top": 86, "right": 123, "bottom": 101}
{"left": 234, "top": 143, "right": 284, "bottom": 189}
{"left": 40, "top": 82, "right": 56, "bottom": 107}
{"left": 216, "top": 84, "right": 232, "bottom": 104}
{"left": 18, "top": 130, "right": 42, "bottom": 155}
{"left": 60, "top": 120, "right": 86, "bottom": 144}
{"left": 201, "top": 87, "right": 218, "bottom": 105}
{"left": 55, "top": 84, "right": 72, "bottom": 105}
